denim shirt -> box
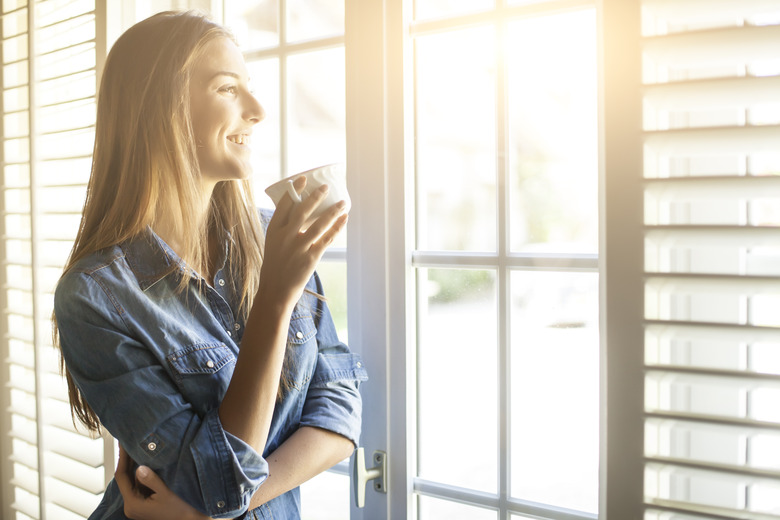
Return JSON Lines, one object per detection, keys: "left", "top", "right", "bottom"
{"left": 54, "top": 214, "right": 367, "bottom": 519}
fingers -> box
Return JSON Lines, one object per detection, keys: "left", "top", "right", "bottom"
{"left": 314, "top": 213, "right": 348, "bottom": 250}
{"left": 134, "top": 465, "right": 168, "bottom": 496}
{"left": 303, "top": 202, "right": 348, "bottom": 246}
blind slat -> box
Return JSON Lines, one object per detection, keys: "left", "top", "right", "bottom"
{"left": 644, "top": 125, "right": 780, "bottom": 155}
{"left": 643, "top": 24, "right": 780, "bottom": 65}
{"left": 645, "top": 226, "right": 780, "bottom": 247}
{"left": 644, "top": 75, "right": 780, "bottom": 110}
{"left": 645, "top": 273, "right": 780, "bottom": 294}
{"left": 646, "top": 456, "right": 780, "bottom": 481}
{"left": 647, "top": 499, "right": 780, "bottom": 520}
{"left": 644, "top": 176, "right": 780, "bottom": 198}
{"left": 645, "top": 320, "right": 780, "bottom": 342}
{"left": 643, "top": 0, "right": 780, "bottom": 21}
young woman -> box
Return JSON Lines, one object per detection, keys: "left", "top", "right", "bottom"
{"left": 53, "top": 10, "right": 367, "bottom": 520}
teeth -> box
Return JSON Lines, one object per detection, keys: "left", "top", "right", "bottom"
{"left": 228, "top": 135, "right": 246, "bottom": 145}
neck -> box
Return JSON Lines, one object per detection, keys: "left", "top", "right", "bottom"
{"left": 152, "top": 180, "right": 217, "bottom": 275}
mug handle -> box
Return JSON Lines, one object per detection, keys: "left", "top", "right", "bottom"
{"left": 285, "top": 178, "right": 303, "bottom": 203}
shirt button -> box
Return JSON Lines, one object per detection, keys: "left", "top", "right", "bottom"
{"left": 218, "top": 278, "right": 225, "bottom": 287}
{"left": 227, "top": 330, "right": 232, "bottom": 337}
{"left": 206, "top": 360, "right": 215, "bottom": 369}
{"left": 296, "top": 331, "right": 304, "bottom": 339}
{"left": 217, "top": 500, "right": 226, "bottom": 508}
{"left": 147, "top": 442, "right": 157, "bottom": 451}
{"left": 233, "top": 323, "right": 240, "bottom": 331}
{"left": 356, "top": 361, "right": 362, "bottom": 368}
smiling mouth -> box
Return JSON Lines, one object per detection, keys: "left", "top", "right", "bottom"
{"left": 227, "top": 134, "right": 248, "bottom": 145}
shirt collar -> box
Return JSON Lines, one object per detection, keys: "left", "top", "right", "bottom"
{"left": 120, "top": 227, "right": 232, "bottom": 291}
{"left": 120, "top": 228, "right": 184, "bottom": 290}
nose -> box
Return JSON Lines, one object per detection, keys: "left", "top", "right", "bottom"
{"left": 244, "top": 91, "right": 265, "bottom": 124}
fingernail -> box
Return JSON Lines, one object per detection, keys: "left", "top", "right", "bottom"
{"left": 137, "top": 466, "right": 149, "bottom": 478}
{"left": 319, "top": 184, "right": 329, "bottom": 193}
{"left": 337, "top": 200, "right": 346, "bottom": 209}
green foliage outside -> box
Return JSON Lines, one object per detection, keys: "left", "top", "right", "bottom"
{"left": 428, "top": 269, "right": 494, "bottom": 304}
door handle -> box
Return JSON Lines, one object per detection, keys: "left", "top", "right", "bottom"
{"left": 352, "top": 447, "right": 387, "bottom": 508}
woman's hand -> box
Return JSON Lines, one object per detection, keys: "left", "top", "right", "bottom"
{"left": 261, "top": 176, "right": 348, "bottom": 305}
{"left": 115, "top": 445, "right": 212, "bottom": 520}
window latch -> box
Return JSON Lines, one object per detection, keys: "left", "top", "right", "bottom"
{"left": 352, "top": 447, "right": 387, "bottom": 507}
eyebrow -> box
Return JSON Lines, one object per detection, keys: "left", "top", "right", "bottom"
{"left": 210, "top": 71, "right": 242, "bottom": 81}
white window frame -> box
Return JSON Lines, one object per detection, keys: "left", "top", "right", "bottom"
{"left": 348, "top": 1, "right": 612, "bottom": 519}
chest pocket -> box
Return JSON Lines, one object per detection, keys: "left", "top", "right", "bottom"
{"left": 167, "top": 343, "right": 235, "bottom": 411}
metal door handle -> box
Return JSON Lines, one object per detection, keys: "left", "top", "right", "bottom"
{"left": 352, "top": 447, "right": 386, "bottom": 507}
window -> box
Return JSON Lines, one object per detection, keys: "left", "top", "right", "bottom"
{"left": 409, "top": 2, "right": 599, "bottom": 518}
{"left": 4, "top": 1, "right": 779, "bottom": 520}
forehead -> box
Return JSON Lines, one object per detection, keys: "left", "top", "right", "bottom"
{"left": 191, "top": 37, "right": 248, "bottom": 81}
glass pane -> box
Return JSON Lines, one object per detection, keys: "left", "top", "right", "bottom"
{"left": 286, "top": 48, "right": 346, "bottom": 175}
{"left": 508, "top": 10, "right": 598, "bottom": 254}
{"left": 415, "top": 27, "right": 496, "bottom": 252}
{"left": 414, "top": 0, "right": 493, "bottom": 21}
{"left": 286, "top": 0, "right": 344, "bottom": 42}
{"left": 224, "top": 0, "right": 279, "bottom": 51}
{"left": 300, "top": 471, "right": 349, "bottom": 520}
{"left": 315, "top": 261, "right": 347, "bottom": 340}
{"left": 418, "top": 495, "right": 497, "bottom": 520}
{"left": 511, "top": 271, "right": 599, "bottom": 513}
{"left": 246, "top": 58, "right": 281, "bottom": 209}
{"left": 417, "top": 268, "right": 497, "bottom": 492}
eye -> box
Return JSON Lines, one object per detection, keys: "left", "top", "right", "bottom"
{"left": 219, "top": 85, "right": 238, "bottom": 95}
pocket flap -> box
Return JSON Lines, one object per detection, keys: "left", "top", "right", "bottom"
{"left": 167, "top": 343, "right": 234, "bottom": 376}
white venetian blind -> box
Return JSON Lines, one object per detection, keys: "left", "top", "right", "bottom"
{"left": 640, "top": 0, "right": 780, "bottom": 518}
{"left": 1, "top": 1, "right": 108, "bottom": 519}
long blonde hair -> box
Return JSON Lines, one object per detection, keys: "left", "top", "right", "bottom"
{"left": 54, "top": 11, "right": 265, "bottom": 433}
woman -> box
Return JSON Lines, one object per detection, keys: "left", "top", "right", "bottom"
{"left": 54, "top": 10, "right": 366, "bottom": 520}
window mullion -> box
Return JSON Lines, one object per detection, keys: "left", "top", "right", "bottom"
{"left": 496, "top": 9, "right": 511, "bottom": 520}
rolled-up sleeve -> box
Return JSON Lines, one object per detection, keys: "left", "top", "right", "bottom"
{"left": 298, "top": 274, "right": 368, "bottom": 447}
{"left": 55, "top": 271, "right": 267, "bottom": 518}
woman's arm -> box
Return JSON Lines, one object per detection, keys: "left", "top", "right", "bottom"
{"left": 118, "top": 427, "right": 353, "bottom": 519}
{"left": 247, "top": 426, "right": 354, "bottom": 508}
{"left": 219, "top": 179, "right": 348, "bottom": 453}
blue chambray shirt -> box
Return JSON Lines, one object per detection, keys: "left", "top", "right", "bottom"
{"left": 54, "top": 212, "right": 367, "bottom": 519}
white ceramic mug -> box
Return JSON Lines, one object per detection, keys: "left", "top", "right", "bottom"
{"left": 265, "top": 163, "right": 351, "bottom": 223}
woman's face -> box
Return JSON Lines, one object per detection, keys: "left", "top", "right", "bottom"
{"left": 189, "top": 37, "right": 264, "bottom": 186}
